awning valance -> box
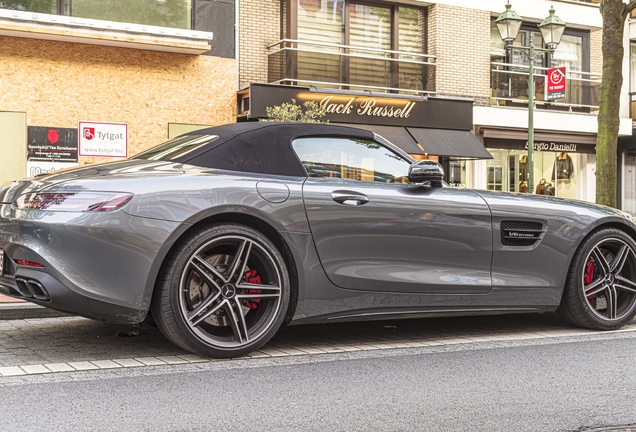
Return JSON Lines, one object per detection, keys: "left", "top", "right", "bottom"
{"left": 343, "top": 124, "right": 492, "bottom": 159}
{"left": 343, "top": 124, "right": 423, "bottom": 155}
{"left": 407, "top": 128, "right": 493, "bottom": 159}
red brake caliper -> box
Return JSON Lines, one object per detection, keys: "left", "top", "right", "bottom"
{"left": 584, "top": 258, "right": 596, "bottom": 300}
{"left": 244, "top": 269, "right": 262, "bottom": 310}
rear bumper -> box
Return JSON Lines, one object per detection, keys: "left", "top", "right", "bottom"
{"left": 0, "top": 205, "right": 182, "bottom": 324}
{"left": 0, "top": 268, "right": 146, "bottom": 324}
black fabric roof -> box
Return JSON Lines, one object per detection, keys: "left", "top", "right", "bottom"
{"left": 173, "top": 122, "right": 376, "bottom": 177}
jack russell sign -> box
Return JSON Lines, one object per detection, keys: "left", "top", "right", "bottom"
{"left": 247, "top": 83, "right": 474, "bottom": 131}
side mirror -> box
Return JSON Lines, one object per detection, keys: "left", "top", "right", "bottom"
{"left": 408, "top": 160, "right": 444, "bottom": 186}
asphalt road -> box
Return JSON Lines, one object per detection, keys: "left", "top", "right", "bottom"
{"left": 2, "top": 332, "right": 636, "bottom": 432}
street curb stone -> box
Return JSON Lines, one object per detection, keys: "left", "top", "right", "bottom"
{"left": 0, "top": 303, "right": 71, "bottom": 320}
{"left": 0, "top": 313, "right": 635, "bottom": 378}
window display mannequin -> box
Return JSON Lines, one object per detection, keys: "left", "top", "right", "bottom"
{"left": 519, "top": 154, "right": 528, "bottom": 182}
{"left": 552, "top": 152, "right": 574, "bottom": 181}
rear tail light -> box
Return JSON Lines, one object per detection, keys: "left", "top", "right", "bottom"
{"left": 15, "top": 260, "right": 45, "bottom": 268}
{"left": 14, "top": 192, "right": 133, "bottom": 212}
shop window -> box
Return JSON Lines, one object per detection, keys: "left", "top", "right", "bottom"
{"left": 486, "top": 148, "right": 583, "bottom": 199}
{"left": 440, "top": 157, "right": 470, "bottom": 188}
{"left": 0, "top": 0, "right": 192, "bottom": 29}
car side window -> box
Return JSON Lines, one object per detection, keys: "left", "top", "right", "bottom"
{"left": 292, "top": 137, "right": 412, "bottom": 184}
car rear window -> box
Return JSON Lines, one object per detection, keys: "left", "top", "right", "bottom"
{"left": 131, "top": 135, "right": 219, "bottom": 161}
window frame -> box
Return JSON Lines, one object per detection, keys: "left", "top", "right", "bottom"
{"left": 498, "top": 23, "right": 591, "bottom": 112}
{"left": 506, "top": 25, "right": 590, "bottom": 73}
{"left": 286, "top": 0, "right": 427, "bottom": 91}
{"left": 289, "top": 0, "right": 425, "bottom": 51}
{"left": 1, "top": 0, "right": 195, "bottom": 30}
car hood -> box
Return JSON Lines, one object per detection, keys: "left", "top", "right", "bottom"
{"left": 0, "top": 160, "right": 186, "bottom": 203}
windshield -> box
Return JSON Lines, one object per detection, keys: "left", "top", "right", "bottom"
{"left": 131, "top": 134, "right": 219, "bottom": 161}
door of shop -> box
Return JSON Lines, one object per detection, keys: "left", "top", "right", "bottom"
{"left": 623, "top": 153, "right": 636, "bottom": 213}
{"left": 0, "top": 112, "right": 26, "bottom": 185}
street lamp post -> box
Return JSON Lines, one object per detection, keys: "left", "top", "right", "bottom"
{"left": 495, "top": 2, "right": 566, "bottom": 194}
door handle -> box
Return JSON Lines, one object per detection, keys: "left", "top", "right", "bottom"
{"left": 331, "top": 191, "right": 369, "bottom": 206}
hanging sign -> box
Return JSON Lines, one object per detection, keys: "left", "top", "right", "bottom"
{"left": 78, "top": 121, "right": 128, "bottom": 158}
{"left": 546, "top": 67, "right": 567, "bottom": 101}
{"left": 26, "top": 126, "right": 79, "bottom": 178}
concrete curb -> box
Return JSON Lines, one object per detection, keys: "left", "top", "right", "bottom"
{"left": 0, "top": 303, "right": 71, "bottom": 320}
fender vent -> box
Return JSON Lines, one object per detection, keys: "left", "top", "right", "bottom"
{"left": 501, "top": 221, "right": 544, "bottom": 247}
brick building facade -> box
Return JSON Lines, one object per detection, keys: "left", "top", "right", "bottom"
{"left": 0, "top": 0, "right": 633, "bottom": 207}
{"left": 236, "top": 0, "right": 628, "bottom": 204}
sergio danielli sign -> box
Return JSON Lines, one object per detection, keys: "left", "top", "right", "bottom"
{"left": 484, "top": 137, "right": 596, "bottom": 155}
{"left": 525, "top": 141, "right": 577, "bottom": 152}
{"left": 78, "top": 121, "right": 128, "bottom": 158}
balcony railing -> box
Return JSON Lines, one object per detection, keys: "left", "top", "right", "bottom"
{"left": 491, "top": 62, "right": 601, "bottom": 113}
{"left": 267, "top": 39, "right": 436, "bottom": 95}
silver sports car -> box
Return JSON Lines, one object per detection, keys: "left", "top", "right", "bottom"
{"left": 2, "top": 122, "right": 636, "bottom": 358}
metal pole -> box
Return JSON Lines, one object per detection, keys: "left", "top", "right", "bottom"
{"left": 527, "top": 33, "right": 535, "bottom": 194}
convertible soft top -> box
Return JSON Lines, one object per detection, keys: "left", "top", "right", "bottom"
{"left": 172, "top": 122, "right": 377, "bottom": 177}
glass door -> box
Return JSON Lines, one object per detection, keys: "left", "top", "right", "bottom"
{"left": 349, "top": 3, "right": 392, "bottom": 90}
{"left": 297, "top": 0, "right": 345, "bottom": 85}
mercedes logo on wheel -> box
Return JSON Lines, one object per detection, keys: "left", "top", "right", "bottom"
{"left": 221, "top": 283, "right": 237, "bottom": 299}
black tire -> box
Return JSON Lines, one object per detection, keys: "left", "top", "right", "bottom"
{"left": 558, "top": 228, "right": 636, "bottom": 330}
{"left": 151, "top": 223, "right": 290, "bottom": 358}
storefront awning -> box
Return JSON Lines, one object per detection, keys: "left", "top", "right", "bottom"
{"left": 344, "top": 124, "right": 492, "bottom": 159}
{"left": 245, "top": 83, "right": 491, "bottom": 159}
{"left": 343, "top": 124, "right": 424, "bottom": 155}
{"left": 406, "top": 128, "right": 494, "bottom": 159}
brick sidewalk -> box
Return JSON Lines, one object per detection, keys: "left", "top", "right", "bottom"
{"left": 0, "top": 294, "right": 25, "bottom": 303}
{"left": 1, "top": 313, "right": 635, "bottom": 377}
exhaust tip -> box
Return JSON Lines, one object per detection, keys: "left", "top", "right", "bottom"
{"left": 14, "top": 278, "right": 50, "bottom": 301}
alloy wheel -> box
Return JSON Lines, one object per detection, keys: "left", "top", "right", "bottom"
{"left": 582, "top": 237, "right": 636, "bottom": 321}
{"left": 178, "top": 235, "right": 283, "bottom": 348}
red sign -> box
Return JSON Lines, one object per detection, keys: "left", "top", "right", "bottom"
{"left": 83, "top": 127, "right": 95, "bottom": 140}
{"left": 47, "top": 128, "right": 59, "bottom": 144}
{"left": 546, "top": 67, "right": 566, "bottom": 101}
